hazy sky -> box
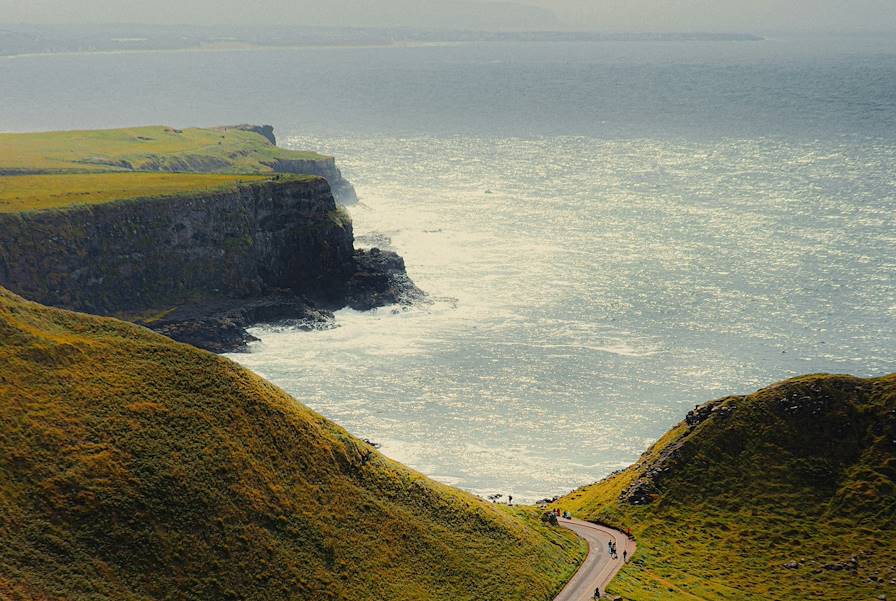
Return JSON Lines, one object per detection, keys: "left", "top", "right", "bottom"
{"left": 1, "top": 0, "right": 895, "bottom": 32}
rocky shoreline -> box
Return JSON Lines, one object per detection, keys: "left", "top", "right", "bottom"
{"left": 147, "top": 247, "right": 422, "bottom": 353}
{"left": 0, "top": 175, "right": 421, "bottom": 354}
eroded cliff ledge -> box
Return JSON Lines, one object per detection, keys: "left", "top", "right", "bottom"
{"left": 0, "top": 176, "right": 418, "bottom": 351}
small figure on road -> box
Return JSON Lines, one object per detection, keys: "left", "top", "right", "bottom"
{"left": 607, "top": 541, "right": 612, "bottom": 555}
{"left": 508, "top": 495, "right": 512, "bottom": 505}
{"left": 623, "top": 549, "right": 628, "bottom": 562}
{"left": 593, "top": 586, "right": 601, "bottom": 599}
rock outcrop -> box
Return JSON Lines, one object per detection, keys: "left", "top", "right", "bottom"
{"left": 227, "top": 123, "right": 277, "bottom": 145}
{"left": 346, "top": 248, "right": 423, "bottom": 310}
{"left": 0, "top": 176, "right": 417, "bottom": 351}
{"left": 271, "top": 156, "right": 358, "bottom": 204}
{"left": 621, "top": 396, "right": 740, "bottom": 505}
{"left": 222, "top": 124, "right": 359, "bottom": 204}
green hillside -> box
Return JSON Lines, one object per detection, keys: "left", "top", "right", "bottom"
{"left": 0, "top": 172, "right": 284, "bottom": 213}
{"left": 557, "top": 374, "right": 896, "bottom": 600}
{"left": 0, "top": 125, "right": 327, "bottom": 175}
{"left": 0, "top": 286, "right": 583, "bottom": 600}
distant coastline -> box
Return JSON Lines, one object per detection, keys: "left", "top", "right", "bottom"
{"left": 0, "top": 25, "right": 763, "bottom": 58}
{"left": 0, "top": 41, "right": 459, "bottom": 60}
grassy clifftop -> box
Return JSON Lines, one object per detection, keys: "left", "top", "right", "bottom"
{"left": 0, "top": 287, "right": 583, "bottom": 600}
{"left": 557, "top": 374, "right": 896, "bottom": 600}
{"left": 0, "top": 172, "right": 294, "bottom": 213}
{"left": 0, "top": 125, "right": 327, "bottom": 175}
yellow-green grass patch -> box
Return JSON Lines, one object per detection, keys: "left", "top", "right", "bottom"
{"left": 0, "top": 125, "right": 327, "bottom": 174}
{"left": 0, "top": 286, "right": 584, "bottom": 600}
{"left": 0, "top": 172, "right": 275, "bottom": 213}
{"left": 555, "top": 374, "right": 896, "bottom": 601}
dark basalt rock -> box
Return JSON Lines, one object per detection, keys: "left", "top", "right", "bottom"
{"left": 144, "top": 295, "right": 337, "bottom": 353}
{"left": 140, "top": 249, "right": 424, "bottom": 354}
{"left": 0, "top": 177, "right": 422, "bottom": 354}
{"left": 345, "top": 248, "right": 424, "bottom": 311}
{"left": 686, "top": 397, "right": 737, "bottom": 427}
{"left": 622, "top": 397, "right": 739, "bottom": 505}
{"left": 153, "top": 317, "right": 259, "bottom": 354}
{"left": 621, "top": 479, "right": 658, "bottom": 505}
{"left": 822, "top": 557, "right": 858, "bottom": 573}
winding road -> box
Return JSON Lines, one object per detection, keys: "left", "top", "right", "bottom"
{"left": 554, "top": 518, "right": 636, "bottom": 600}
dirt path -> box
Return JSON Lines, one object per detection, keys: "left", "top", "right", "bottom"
{"left": 554, "top": 518, "right": 636, "bottom": 600}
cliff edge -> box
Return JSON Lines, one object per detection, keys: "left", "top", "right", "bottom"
{"left": 0, "top": 124, "right": 359, "bottom": 204}
{"left": 0, "top": 174, "right": 418, "bottom": 351}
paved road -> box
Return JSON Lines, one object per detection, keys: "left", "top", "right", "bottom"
{"left": 554, "top": 518, "right": 636, "bottom": 601}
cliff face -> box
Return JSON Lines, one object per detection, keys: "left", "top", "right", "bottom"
{"left": 222, "top": 124, "right": 359, "bottom": 204}
{"left": 272, "top": 156, "right": 358, "bottom": 204}
{"left": 0, "top": 124, "right": 360, "bottom": 205}
{"left": 128, "top": 151, "right": 359, "bottom": 205}
{"left": 0, "top": 178, "right": 353, "bottom": 316}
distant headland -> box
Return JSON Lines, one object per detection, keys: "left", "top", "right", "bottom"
{"left": 0, "top": 24, "right": 764, "bottom": 58}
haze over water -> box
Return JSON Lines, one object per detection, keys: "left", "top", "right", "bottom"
{"left": 2, "top": 33, "right": 894, "bottom": 501}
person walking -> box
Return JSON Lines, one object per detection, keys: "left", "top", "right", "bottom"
{"left": 593, "top": 586, "right": 601, "bottom": 599}
{"left": 623, "top": 549, "right": 628, "bottom": 562}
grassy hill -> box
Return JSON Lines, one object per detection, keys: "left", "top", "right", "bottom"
{"left": 557, "top": 374, "right": 896, "bottom": 600}
{"left": 0, "top": 286, "right": 583, "bottom": 600}
{"left": 0, "top": 125, "right": 326, "bottom": 175}
{"left": 0, "top": 172, "right": 288, "bottom": 213}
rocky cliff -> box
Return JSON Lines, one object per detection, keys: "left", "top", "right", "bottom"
{"left": 271, "top": 155, "right": 358, "bottom": 204}
{"left": 0, "top": 124, "right": 360, "bottom": 205}
{"left": 226, "top": 124, "right": 358, "bottom": 204}
{"left": 0, "top": 176, "right": 415, "bottom": 351}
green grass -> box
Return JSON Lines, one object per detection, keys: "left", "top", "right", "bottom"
{"left": 0, "top": 125, "right": 328, "bottom": 175}
{"left": 0, "top": 172, "right": 288, "bottom": 213}
{"left": 0, "top": 286, "right": 583, "bottom": 600}
{"left": 0, "top": 124, "right": 337, "bottom": 213}
{"left": 556, "top": 374, "right": 896, "bottom": 600}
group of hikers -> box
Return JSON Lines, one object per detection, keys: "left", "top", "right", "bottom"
{"left": 607, "top": 540, "right": 626, "bottom": 561}
{"left": 593, "top": 538, "right": 628, "bottom": 598}
{"left": 544, "top": 509, "right": 632, "bottom": 600}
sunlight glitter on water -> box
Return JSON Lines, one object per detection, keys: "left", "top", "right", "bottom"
{"left": 228, "top": 135, "right": 896, "bottom": 503}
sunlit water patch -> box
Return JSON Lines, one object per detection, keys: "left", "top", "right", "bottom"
{"left": 229, "top": 135, "right": 896, "bottom": 503}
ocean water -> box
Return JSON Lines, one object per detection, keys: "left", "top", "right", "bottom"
{"left": 2, "top": 34, "right": 895, "bottom": 501}
{"left": 233, "top": 134, "right": 896, "bottom": 501}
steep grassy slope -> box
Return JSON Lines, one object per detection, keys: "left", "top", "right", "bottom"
{"left": 558, "top": 374, "right": 896, "bottom": 601}
{"left": 0, "top": 126, "right": 325, "bottom": 174}
{"left": 0, "top": 172, "right": 279, "bottom": 213}
{"left": 0, "top": 287, "right": 583, "bottom": 600}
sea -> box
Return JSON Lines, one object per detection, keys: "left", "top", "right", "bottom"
{"left": 2, "top": 33, "right": 894, "bottom": 501}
